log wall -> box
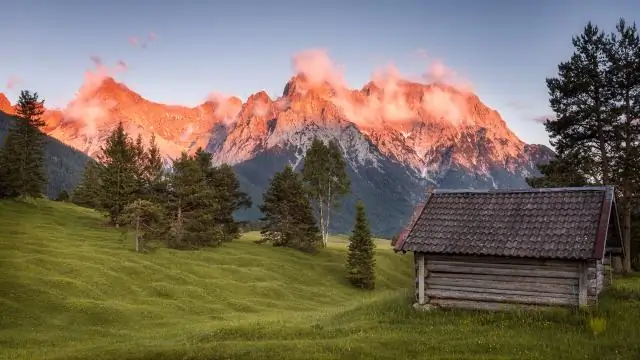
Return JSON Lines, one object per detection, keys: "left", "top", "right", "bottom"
{"left": 413, "top": 253, "right": 605, "bottom": 310}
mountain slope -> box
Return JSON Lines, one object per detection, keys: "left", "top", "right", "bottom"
{"left": 0, "top": 109, "right": 90, "bottom": 198}
{"left": 7, "top": 73, "right": 554, "bottom": 236}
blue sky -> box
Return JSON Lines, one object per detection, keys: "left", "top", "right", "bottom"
{"left": 1, "top": 0, "right": 638, "bottom": 147}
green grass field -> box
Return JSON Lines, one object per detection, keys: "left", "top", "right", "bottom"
{"left": 1, "top": 200, "right": 640, "bottom": 360}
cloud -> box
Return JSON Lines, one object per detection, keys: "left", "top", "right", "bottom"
{"left": 207, "top": 92, "right": 243, "bottom": 125}
{"left": 506, "top": 101, "right": 527, "bottom": 110}
{"left": 62, "top": 56, "right": 129, "bottom": 137}
{"left": 180, "top": 123, "right": 194, "bottom": 142}
{"left": 6, "top": 76, "right": 21, "bottom": 90}
{"left": 129, "top": 31, "right": 157, "bottom": 49}
{"left": 286, "top": 48, "right": 475, "bottom": 128}
{"left": 531, "top": 114, "right": 555, "bottom": 124}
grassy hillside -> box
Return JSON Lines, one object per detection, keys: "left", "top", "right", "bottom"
{"left": 1, "top": 200, "right": 640, "bottom": 360}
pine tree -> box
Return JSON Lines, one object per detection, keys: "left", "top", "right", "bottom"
{"left": 346, "top": 201, "right": 375, "bottom": 289}
{"left": 0, "top": 90, "right": 47, "bottom": 198}
{"left": 544, "top": 22, "right": 616, "bottom": 185}
{"left": 143, "top": 133, "right": 166, "bottom": 203}
{"left": 526, "top": 156, "right": 590, "bottom": 188}
{"left": 302, "top": 137, "right": 350, "bottom": 247}
{"left": 211, "top": 164, "right": 252, "bottom": 241}
{"left": 259, "top": 165, "right": 321, "bottom": 252}
{"left": 55, "top": 190, "right": 70, "bottom": 202}
{"left": 166, "top": 152, "right": 223, "bottom": 249}
{"left": 72, "top": 160, "right": 103, "bottom": 209}
{"left": 605, "top": 19, "right": 640, "bottom": 273}
{"left": 97, "top": 122, "right": 140, "bottom": 226}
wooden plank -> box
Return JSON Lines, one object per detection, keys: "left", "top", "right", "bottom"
{"left": 418, "top": 253, "right": 425, "bottom": 305}
{"left": 426, "top": 263, "right": 579, "bottom": 279}
{"left": 427, "top": 259, "right": 579, "bottom": 273}
{"left": 425, "top": 255, "right": 579, "bottom": 267}
{"left": 578, "top": 262, "right": 588, "bottom": 306}
{"left": 427, "top": 277, "right": 577, "bottom": 295}
{"left": 431, "top": 299, "right": 547, "bottom": 311}
{"left": 427, "top": 284, "right": 576, "bottom": 300}
{"left": 426, "top": 289, "right": 576, "bottom": 306}
{"left": 428, "top": 272, "right": 579, "bottom": 286}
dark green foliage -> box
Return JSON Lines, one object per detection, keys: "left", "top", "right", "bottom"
{"left": 142, "top": 133, "right": 166, "bottom": 204}
{"left": 165, "top": 152, "right": 223, "bottom": 249}
{"left": 55, "top": 190, "right": 70, "bottom": 202}
{"left": 535, "top": 19, "right": 640, "bottom": 272}
{"left": 72, "top": 160, "right": 103, "bottom": 209}
{"left": 390, "top": 232, "right": 400, "bottom": 247}
{"left": 302, "top": 137, "right": 350, "bottom": 247}
{"left": 259, "top": 165, "right": 321, "bottom": 252}
{"left": 97, "top": 122, "right": 141, "bottom": 225}
{"left": 526, "top": 156, "right": 590, "bottom": 188}
{"left": 0, "top": 90, "right": 47, "bottom": 198}
{"left": 346, "top": 201, "right": 375, "bottom": 289}
{"left": 119, "top": 199, "right": 164, "bottom": 253}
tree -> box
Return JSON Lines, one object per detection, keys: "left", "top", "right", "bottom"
{"left": 119, "top": 199, "right": 164, "bottom": 252}
{"left": 166, "top": 152, "right": 223, "bottom": 249}
{"left": 0, "top": 90, "right": 47, "bottom": 198}
{"left": 143, "top": 133, "right": 166, "bottom": 203}
{"left": 606, "top": 19, "right": 640, "bottom": 273}
{"left": 97, "top": 122, "right": 140, "bottom": 226}
{"left": 258, "top": 165, "right": 321, "bottom": 252}
{"left": 302, "top": 138, "right": 350, "bottom": 247}
{"left": 544, "top": 22, "right": 616, "bottom": 185}
{"left": 55, "top": 190, "right": 70, "bottom": 202}
{"left": 346, "top": 201, "right": 375, "bottom": 289}
{"left": 211, "top": 164, "right": 252, "bottom": 241}
{"left": 72, "top": 160, "right": 103, "bottom": 209}
{"left": 526, "top": 156, "right": 590, "bottom": 188}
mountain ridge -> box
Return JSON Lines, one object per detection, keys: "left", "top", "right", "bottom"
{"left": 0, "top": 74, "right": 554, "bottom": 236}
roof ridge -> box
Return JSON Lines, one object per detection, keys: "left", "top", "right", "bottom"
{"left": 433, "top": 186, "right": 613, "bottom": 195}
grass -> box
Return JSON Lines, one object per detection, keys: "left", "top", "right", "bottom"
{"left": 0, "top": 200, "right": 639, "bottom": 360}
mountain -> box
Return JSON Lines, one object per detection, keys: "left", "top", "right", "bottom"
{"left": 0, "top": 108, "right": 91, "bottom": 199}
{"left": 2, "top": 74, "right": 554, "bottom": 237}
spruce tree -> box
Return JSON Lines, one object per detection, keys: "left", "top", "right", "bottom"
{"left": 0, "top": 90, "right": 47, "bottom": 198}
{"left": 259, "top": 165, "right": 321, "bottom": 252}
{"left": 302, "top": 137, "right": 350, "bottom": 247}
{"left": 346, "top": 201, "right": 375, "bottom": 289}
{"left": 166, "top": 152, "right": 223, "bottom": 249}
{"left": 97, "top": 122, "right": 140, "bottom": 226}
{"left": 143, "top": 133, "right": 166, "bottom": 203}
{"left": 72, "top": 160, "right": 103, "bottom": 209}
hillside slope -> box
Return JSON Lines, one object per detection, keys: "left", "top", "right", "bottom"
{"left": 0, "top": 111, "right": 90, "bottom": 198}
{"left": 1, "top": 200, "right": 639, "bottom": 360}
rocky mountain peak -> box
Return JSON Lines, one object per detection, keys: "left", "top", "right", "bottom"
{"left": 0, "top": 93, "right": 14, "bottom": 115}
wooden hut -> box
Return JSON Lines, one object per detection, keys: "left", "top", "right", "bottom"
{"left": 394, "top": 186, "right": 623, "bottom": 310}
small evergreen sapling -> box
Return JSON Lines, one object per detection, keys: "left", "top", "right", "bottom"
{"left": 346, "top": 201, "right": 376, "bottom": 289}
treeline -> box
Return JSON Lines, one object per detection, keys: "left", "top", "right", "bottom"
{"left": 0, "top": 98, "right": 376, "bottom": 288}
{"left": 526, "top": 19, "right": 640, "bottom": 272}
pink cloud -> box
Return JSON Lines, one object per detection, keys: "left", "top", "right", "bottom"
{"left": 128, "top": 37, "right": 139, "bottom": 47}
{"left": 6, "top": 76, "right": 21, "bottom": 90}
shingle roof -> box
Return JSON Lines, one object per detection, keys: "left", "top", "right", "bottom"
{"left": 394, "top": 186, "right": 619, "bottom": 260}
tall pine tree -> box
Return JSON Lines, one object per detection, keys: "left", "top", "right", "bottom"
{"left": 97, "top": 122, "right": 140, "bottom": 226}
{"left": 0, "top": 90, "right": 47, "bottom": 198}
{"left": 259, "top": 165, "right": 321, "bottom": 252}
{"left": 72, "top": 160, "right": 103, "bottom": 209}
{"left": 302, "top": 138, "right": 350, "bottom": 247}
{"left": 346, "top": 201, "right": 375, "bottom": 289}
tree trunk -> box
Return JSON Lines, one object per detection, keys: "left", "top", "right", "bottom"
{"left": 135, "top": 217, "right": 140, "bottom": 253}
{"left": 318, "top": 196, "right": 325, "bottom": 248}
{"left": 623, "top": 202, "right": 632, "bottom": 273}
{"left": 325, "top": 182, "right": 332, "bottom": 247}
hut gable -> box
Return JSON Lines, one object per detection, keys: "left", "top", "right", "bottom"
{"left": 395, "top": 186, "right": 622, "bottom": 261}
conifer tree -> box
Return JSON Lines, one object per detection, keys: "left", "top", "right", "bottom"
{"left": 72, "top": 160, "right": 103, "bottom": 209}
{"left": 97, "top": 122, "right": 140, "bottom": 226}
{"left": 259, "top": 165, "right": 321, "bottom": 252}
{"left": 166, "top": 152, "right": 223, "bottom": 249}
{"left": 302, "top": 137, "right": 350, "bottom": 247}
{"left": 0, "top": 90, "right": 47, "bottom": 198}
{"left": 346, "top": 201, "right": 375, "bottom": 289}
{"left": 55, "top": 190, "right": 70, "bottom": 202}
{"left": 143, "top": 133, "right": 166, "bottom": 203}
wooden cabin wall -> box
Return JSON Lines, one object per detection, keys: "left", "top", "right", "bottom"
{"left": 412, "top": 253, "right": 599, "bottom": 310}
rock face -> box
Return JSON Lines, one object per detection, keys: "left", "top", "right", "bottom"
{"left": 0, "top": 74, "right": 554, "bottom": 237}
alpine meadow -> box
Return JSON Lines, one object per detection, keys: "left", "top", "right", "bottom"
{"left": 2, "top": 6, "right": 640, "bottom": 360}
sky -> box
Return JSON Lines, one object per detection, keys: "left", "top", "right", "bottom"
{"left": 1, "top": 0, "right": 639, "bottom": 147}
